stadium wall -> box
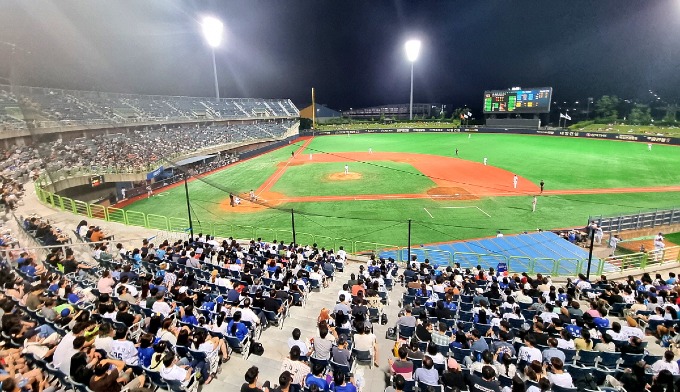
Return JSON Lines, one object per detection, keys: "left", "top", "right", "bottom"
{"left": 301, "top": 127, "right": 680, "bottom": 145}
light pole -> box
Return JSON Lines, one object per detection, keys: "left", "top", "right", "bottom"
{"left": 405, "top": 39, "right": 421, "bottom": 121}
{"left": 202, "top": 16, "right": 224, "bottom": 102}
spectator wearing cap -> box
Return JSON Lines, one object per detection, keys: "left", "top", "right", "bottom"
{"left": 22, "top": 328, "right": 59, "bottom": 359}
{"left": 280, "top": 345, "right": 310, "bottom": 386}
{"left": 441, "top": 358, "right": 466, "bottom": 391}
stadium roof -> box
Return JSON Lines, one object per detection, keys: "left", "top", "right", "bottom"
{"left": 169, "top": 155, "right": 216, "bottom": 167}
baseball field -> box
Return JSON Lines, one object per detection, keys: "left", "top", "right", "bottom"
{"left": 120, "top": 132, "right": 680, "bottom": 250}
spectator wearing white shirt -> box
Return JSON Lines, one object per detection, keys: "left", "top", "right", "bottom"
{"left": 621, "top": 317, "right": 645, "bottom": 340}
{"left": 287, "top": 328, "right": 311, "bottom": 357}
{"left": 606, "top": 322, "right": 625, "bottom": 341}
{"left": 109, "top": 326, "right": 138, "bottom": 365}
{"left": 546, "top": 357, "right": 574, "bottom": 388}
{"left": 651, "top": 351, "right": 680, "bottom": 375}
{"left": 151, "top": 293, "right": 174, "bottom": 317}
{"left": 239, "top": 298, "right": 263, "bottom": 326}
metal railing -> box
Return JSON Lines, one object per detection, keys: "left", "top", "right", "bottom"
{"left": 589, "top": 208, "right": 680, "bottom": 233}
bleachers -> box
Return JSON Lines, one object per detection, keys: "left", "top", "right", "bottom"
{"left": 0, "top": 84, "right": 300, "bottom": 129}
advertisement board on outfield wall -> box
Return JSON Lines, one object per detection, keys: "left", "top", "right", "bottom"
{"left": 301, "top": 128, "right": 680, "bottom": 145}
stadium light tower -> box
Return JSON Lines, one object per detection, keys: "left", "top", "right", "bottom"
{"left": 405, "top": 39, "right": 421, "bottom": 121}
{"left": 202, "top": 16, "right": 224, "bottom": 101}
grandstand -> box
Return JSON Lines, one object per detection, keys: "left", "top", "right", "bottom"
{"left": 0, "top": 84, "right": 299, "bottom": 130}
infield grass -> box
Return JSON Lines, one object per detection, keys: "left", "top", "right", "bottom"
{"left": 271, "top": 161, "right": 436, "bottom": 197}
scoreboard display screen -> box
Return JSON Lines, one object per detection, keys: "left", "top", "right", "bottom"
{"left": 483, "top": 87, "right": 552, "bottom": 114}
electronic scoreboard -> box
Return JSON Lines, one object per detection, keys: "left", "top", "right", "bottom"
{"left": 483, "top": 87, "right": 552, "bottom": 114}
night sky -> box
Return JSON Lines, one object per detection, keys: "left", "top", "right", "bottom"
{"left": 1, "top": 0, "right": 679, "bottom": 111}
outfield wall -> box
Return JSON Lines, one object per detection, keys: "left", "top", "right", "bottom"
{"left": 302, "top": 127, "right": 680, "bottom": 145}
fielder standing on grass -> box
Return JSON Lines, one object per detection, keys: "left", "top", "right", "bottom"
{"left": 344, "top": 164, "right": 349, "bottom": 175}
{"left": 532, "top": 196, "right": 537, "bottom": 212}
{"left": 540, "top": 180, "right": 545, "bottom": 193}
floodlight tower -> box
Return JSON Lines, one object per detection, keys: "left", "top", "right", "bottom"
{"left": 202, "top": 16, "right": 224, "bottom": 101}
{"left": 405, "top": 39, "right": 421, "bottom": 121}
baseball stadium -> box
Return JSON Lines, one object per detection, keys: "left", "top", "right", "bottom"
{"left": 2, "top": 2, "right": 680, "bottom": 392}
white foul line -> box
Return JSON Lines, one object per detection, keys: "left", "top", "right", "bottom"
{"left": 439, "top": 205, "right": 491, "bottom": 217}
{"left": 475, "top": 206, "right": 492, "bottom": 217}
{"left": 423, "top": 208, "right": 434, "bottom": 218}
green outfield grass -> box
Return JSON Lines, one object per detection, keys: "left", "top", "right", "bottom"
{"left": 304, "top": 133, "right": 680, "bottom": 189}
{"left": 270, "top": 161, "right": 436, "bottom": 196}
{"left": 124, "top": 133, "right": 680, "bottom": 249}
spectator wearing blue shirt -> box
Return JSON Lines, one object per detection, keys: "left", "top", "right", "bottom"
{"left": 304, "top": 363, "right": 329, "bottom": 392}
{"left": 227, "top": 311, "right": 249, "bottom": 341}
{"left": 137, "top": 333, "right": 155, "bottom": 367}
{"left": 329, "top": 371, "right": 357, "bottom": 392}
{"left": 180, "top": 305, "right": 198, "bottom": 326}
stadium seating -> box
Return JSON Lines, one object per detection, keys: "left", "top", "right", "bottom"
{"left": 0, "top": 84, "right": 299, "bottom": 129}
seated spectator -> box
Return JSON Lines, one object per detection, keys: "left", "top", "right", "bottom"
{"left": 241, "top": 366, "right": 270, "bottom": 392}
{"left": 651, "top": 350, "right": 680, "bottom": 375}
{"left": 413, "top": 356, "right": 439, "bottom": 385}
{"left": 594, "top": 333, "right": 616, "bottom": 352}
{"left": 89, "top": 360, "right": 145, "bottom": 392}
{"left": 160, "top": 352, "right": 201, "bottom": 387}
{"left": 331, "top": 337, "right": 351, "bottom": 367}
{"left": 574, "top": 329, "right": 594, "bottom": 351}
{"left": 354, "top": 324, "right": 379, "bottom": 367}
{"left": 388, "top": 345, "right": 413, "bottom": 381}
{"left": 545, "top": 357, "right": 573, "bottom": 388}
{"left": 517, "top": 334, "right": 542, "bottom": 364}
{"left": 288, "top": 328, "right": 311, "bottom": 357}
{"left": 227, "top": 311, "right": 250, "bottom": 341}
{"left": 304, "top": 363, "right": 329, "bottom": 391}
{"left": 329, "top": 371, "right": 357, "bottom": 392}
{"left": 541, "top": 338, "right": 565, "bottom": 363}
{"left": 465, "top": 365, "right": 501, "bottom": 392}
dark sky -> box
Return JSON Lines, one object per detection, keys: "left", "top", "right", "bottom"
{"left": 1, "top": 0, "right": 679, "bottom": 111}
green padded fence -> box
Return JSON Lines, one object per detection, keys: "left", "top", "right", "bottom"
{"left": 90, "top": 204, "right": 107, "bottom": 220}
{"left": 73, "top": 200, "right": 89, "bottom": 217}
{"left": 168, "top": 217, "right": 189, "bottom": 233}
{"left": 61, "top": 197, "right": 74, "bottom": 213}
{"left": 507, "top": 256, "right": 533, "bottom": 275}
{"left": 126, "top": 211, "right": 147, "bottom": 227}
{"left": 107, "top": 207, "right": 127, "bottom": 224}
{"left": 147, "top": 214, "right": 169, "bottom": 231}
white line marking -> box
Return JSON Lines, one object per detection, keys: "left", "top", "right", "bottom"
{"left": 475, "top": 206, "right": 492, "bottom": 217}
{"left": 439, "top": 205, "right": 491, "bottom": 217}
{"left": 423, "top": 208, "right": 434, "bottom": 218}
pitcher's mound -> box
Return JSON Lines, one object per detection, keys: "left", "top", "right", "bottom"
{"left": 328, "top": 172, "right": 362, "bottom": 181}
{"left": 427, "top": 186, "right": 478, "bottom": 200}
